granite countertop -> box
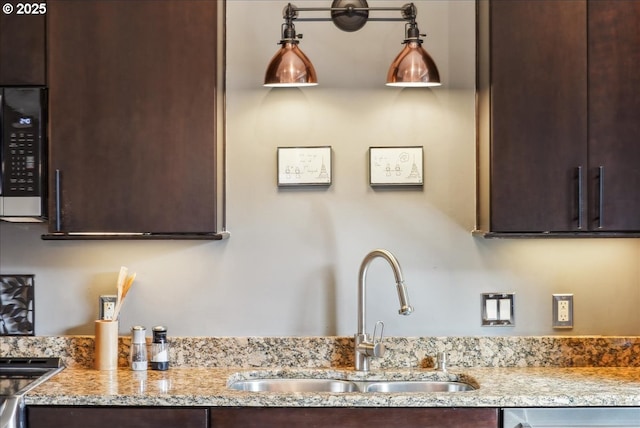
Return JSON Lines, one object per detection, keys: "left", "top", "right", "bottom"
{"left": 26, "top": 366, "right": 640, "bottom": 408}
{"left": 8, "top": 335, "right": 640, "bottom": 408}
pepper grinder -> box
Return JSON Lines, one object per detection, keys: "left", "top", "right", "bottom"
{"left": 150, "top": 326, "right": 169, "bottom": 371}
{"left": 130, "top": 326, "right": 147, "bottom": 371}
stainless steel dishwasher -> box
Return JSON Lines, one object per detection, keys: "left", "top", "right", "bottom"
{"left": 503, "top": 407, "right": 640, "bottom": 427}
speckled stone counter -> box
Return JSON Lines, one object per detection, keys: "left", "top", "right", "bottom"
{"left": 26, "top": 366, "right": 640, "bottom": 408}
{"left": 3, "top": 336, "right": 640, "bottom": 408}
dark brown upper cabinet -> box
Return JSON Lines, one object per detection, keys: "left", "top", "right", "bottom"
{"left": 44, "top": 0, "right": 227, "bottom": 239}
{"left": 476, "top": 0, "right": 640, "bottom": 237}
{"left": 0, "top": 1, "right": 46, "bottom": 85}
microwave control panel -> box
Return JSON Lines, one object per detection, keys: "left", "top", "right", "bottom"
{"left": 1, "top": 88, "right": 44, "bottom": 197}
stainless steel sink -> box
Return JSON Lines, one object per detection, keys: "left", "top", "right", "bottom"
{"left": 228, "top": 378, "right": 475, "bottom": 393}
{"left": 361, "top": 380, "right": 475, "bottom": 393}
{"left": 228, "top": 378, "right": 359, "bottom": 393}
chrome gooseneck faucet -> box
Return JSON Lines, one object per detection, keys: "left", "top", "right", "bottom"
{"left": 355, "top": 249, "right": 413, "bottom": 371}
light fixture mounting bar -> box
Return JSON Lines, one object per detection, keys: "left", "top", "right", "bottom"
{"left": 282, "top": 1, "right": 418, "bottom": 32}
{"left": 293, "top": 7, "right": 408, "bottom": 13}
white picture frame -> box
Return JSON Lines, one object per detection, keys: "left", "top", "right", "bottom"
{"left": 277, "top": 146, "right": 332, "bottom": 186}
{"left": 369, "top": 146, "right": 424, "bottom": 186}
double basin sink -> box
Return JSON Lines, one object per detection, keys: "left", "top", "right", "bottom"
{"left": 229, "top": 378, "right": 475, "bottom": 393}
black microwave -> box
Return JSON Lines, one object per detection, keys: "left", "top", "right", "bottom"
{"left": 0, "top": 87, "right": 47, "bottom": 222}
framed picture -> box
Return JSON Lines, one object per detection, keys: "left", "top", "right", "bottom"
{"left": 0, "top": 274, "right": 35, "bottom": 335}
{"left": 277, "top": 146, "right": 332, "bottom": 186}
{"left": 369, "top": 146, "right": 424, "bottom": 186}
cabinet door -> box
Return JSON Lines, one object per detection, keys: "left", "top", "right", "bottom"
{"left": 47, "top": 0, "right": 221, "bottom": 234}
{"left": 0, "top": 1, "right": 46, "bottom": 85}
{"left": 27, "top": 406, "right": 208, "bottom": 428}
{"left": 588, "top": 0, "right": 640, "bottom": 231}
{"left": 210, "top": 407, "right": 499, "bottom": 428}
{"left": 489, "top": 0, "right": 588, "bottom": 233}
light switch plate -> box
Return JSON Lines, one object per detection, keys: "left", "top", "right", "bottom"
{"left": 552, "top": 294, "right": 574, "bottom": 329}
{"left": 481, "top": 293, "right": 515, "bottom": 327}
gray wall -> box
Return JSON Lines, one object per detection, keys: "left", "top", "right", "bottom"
{"left": 1, "top": 1, "right": 639, "bottom": 338}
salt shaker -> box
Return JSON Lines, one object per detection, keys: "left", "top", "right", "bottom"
{"left": 130, "top": 326, "right": 147, "bottom": 371}
{"left": 150, "top": 326, "right": 169, "bottom": 371}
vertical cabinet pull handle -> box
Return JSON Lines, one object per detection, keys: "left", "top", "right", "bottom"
{"left": 55, "top": 169, "right": 62, "bottom": 232}
{"left": 576, "top": 166, "right": 584, "bottom": 230}
{"left": 598, "top": 166, "right": 604, "bottom": 229}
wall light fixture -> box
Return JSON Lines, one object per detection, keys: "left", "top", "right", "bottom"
{"left": 264, "top": 1, "right": 441, "bottom": 88}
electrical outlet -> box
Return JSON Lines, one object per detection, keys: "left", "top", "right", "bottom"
{"left": 99, "top": 295, "right": 117, "bottom": 320}
{"left": 558, "top": 301, "right": 570, "bottom": 321}
{"left": 552, "top": 294, "right": 573, "bottom": 329}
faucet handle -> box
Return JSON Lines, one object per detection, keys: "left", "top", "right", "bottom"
{"left": 373, "top": 320, "right": 385, "bottom": 344}
{"left": 371, "top": 321, "right": 385, "bottom": 357}
{"left": 356, "top": 321, "right": 386, "bottom": 359}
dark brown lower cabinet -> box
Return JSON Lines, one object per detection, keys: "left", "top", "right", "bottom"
{"left": 27, "top": 406, "right": 208, "bottom": 428}
{"left": 209, "top": 407, "right": 499, "bottom": 428}
{"left": 28, "top": 406, "right": 498, "bottom": 428}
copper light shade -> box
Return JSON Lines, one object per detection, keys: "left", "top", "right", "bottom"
{"left": 386, "top": 24, "right": 441, "bottom": 87}
{"left": 264, "top": 12, "right": 318, "bottom": 87}
{"left": 264, "top": 41, "right": 318, "bottom": 87}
